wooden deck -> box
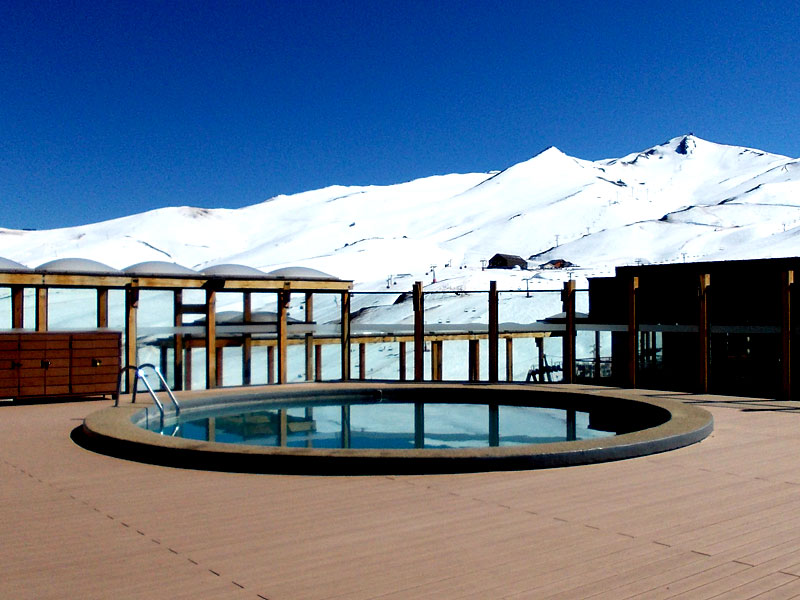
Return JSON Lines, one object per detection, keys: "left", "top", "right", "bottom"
{"left": 4, "top": 387, "right": 800, "bottom": 599}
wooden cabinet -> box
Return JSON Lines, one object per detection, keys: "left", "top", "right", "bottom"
{"left": 0, "top": 331, "right": 121, "bottom": 400}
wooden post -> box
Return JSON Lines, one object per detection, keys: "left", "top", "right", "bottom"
{"left": 305, "top": 293, "right": 314, "bottom": 382}
{"left": 594, "top": 330, "right": 601, "bottom": 381}
{"left": 359, "top": 342, "right": 367, "bottom": 379}
{"left": 277, "top": 287, "right": 289, "bottom": 384}
{"left": 562, "top": 280, "right": 576, "bottom": 384}
{"left": 488, "top": 281, "right": 499, "bottom": 383}
{"left": 468, "top": 339, "right": 480, "bottom": 381}
{"left": 278, "top": 409, "right": 288, "bottom": 447}
{"left": 506, "top": 337, "right": 514, "bottom": 381}
{"left": 341, "top": 290, "right": 351, "bottom": 381}
{"left": 398, "top": 341, "right": 407, "bottom": 381}
{"left": 315, "top": 344, "right": 322, "bottom": 381}
{"left": 267, "top": 345, "right": 275, "bottom": 383}
{"left": 536, "top": 337, "right": 545, "bottom": 382}
{"left": 124, "top": 284, "right": 139, "bottom": 392}
{"left": 341, "top": 405, "right": 351, "bottom": 448}
{"left": 159, "top": 345, "right": 168, "bottom": 377}
{"left": 489, "top": 404, "right": 499, "bottom": 446}
{"left": 216, "top": 345, "right": 224, "bottom": 387}
{"left": 627, "top": 276, "right": 639, "bottom": 388}
{"left": 184, "top": 347, "right": 192, "bottom": 390}
{"left": 96, "top": 288, "right": 108, "bottom": 328}
{"left": 431, "top": 340, "right": 443, "bottom": 381}
{"left": 173, "top": 290, "right": 183, "bottom": 391}
{"left": 205, "top": 288, "right": 217, "bottom": 389}
{"left": 698, "top": 273, "right": 711, "bottom": 394}
{"left": 413, "top": 281, "right": 424, "bottom": 381}
{"left": 11, "top": 286, "right": 23, "bottom": 329}
{"left": 35, "top": 287, "right": 48, "bottom": 332}
{"left": 414, "top": 402, "right": 424, "bottom": 448}
{"left": 242, "top": 292, "right": 252, "bottom": 385}
{"left": 782, "top": 270, "right": 793, "bottom": 400}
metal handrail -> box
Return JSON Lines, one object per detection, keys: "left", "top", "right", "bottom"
{"left": 114, "top": 364, "right": 181, "bottom": 429}
{"left": 135, "top": 363, "right": 181, "bottom": 416}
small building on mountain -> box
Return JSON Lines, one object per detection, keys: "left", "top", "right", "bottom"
{"left": 539, "top": 259, "right": 575, "bottom": 270}
{"left": 488, "top": 253, "right": 528, "bottom": 270}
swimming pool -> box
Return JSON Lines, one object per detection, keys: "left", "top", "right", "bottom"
{"left": 145, "top": 399, "right": 617, "bottom": 449}
{"left": 81, "top": 382, "right": 714, "bottom": 474}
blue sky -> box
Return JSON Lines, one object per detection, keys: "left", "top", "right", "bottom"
{"left": 2, "top": 1, "right": 799, "bottom": 230}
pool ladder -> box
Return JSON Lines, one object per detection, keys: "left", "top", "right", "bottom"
{"left": 115, "top": 364, "right": 181, "bottom": 428}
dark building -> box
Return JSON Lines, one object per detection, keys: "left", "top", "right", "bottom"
{"left": 587, "top": 257, "right": 797, "bottom": 399}
{"left": 488, "top": 253, "right": 528, "bottom": 269}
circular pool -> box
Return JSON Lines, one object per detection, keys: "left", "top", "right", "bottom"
{"left": 80, "top": 382, "right": 713, "bottom": 475}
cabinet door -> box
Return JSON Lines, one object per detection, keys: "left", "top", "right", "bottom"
{"left": 18, "top": 335, "right": 47, "bottom": 396}
{"left": 70, "top": 332, "right": 121, "bottom": 395}
{"left": 45, "top": 334, "right": 71, "bottom": 395}
{"left": 18, "top": 334, "right": 71, "bottom": 396}
{"left": 0, "top": 334, "right": 19, "bottom": 398}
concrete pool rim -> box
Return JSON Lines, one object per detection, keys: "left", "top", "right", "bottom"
{"left": 80, "top": 382, "right": 714, "bottom": 475}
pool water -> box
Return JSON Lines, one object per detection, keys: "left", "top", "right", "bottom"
{"left": 148, "top": 401, "right": 615, "bottom": 450}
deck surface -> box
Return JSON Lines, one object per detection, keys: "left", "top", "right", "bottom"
{"left": 3, "top": 386, "right": 800, "bottom": 599}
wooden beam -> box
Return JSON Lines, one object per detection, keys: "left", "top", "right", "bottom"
{"left": 267, "top": 345, "right": 275, "bottom": 384}
{"left": 359, "top": 343, "right": 367, "bottom": 379}
{"left": 562, "top": 280, "right": 576, "bottom": 384}
{"left": 431, "top": 340, "right": 443, "bottom": 381}
{"left": 340, "top": 290, "right": 351, "bottom": 381}
{"left": 398, "top": 341, "right": 406, "bottom": 381}
{"left": 782, "top": 270, "right": 793, "bottom": 400}
{"left": 627, "top": 276, "right": 639, "bottom": 388}
{"left": 184, "top": 347, "right": 192, "bottom": 390}
{"left": 35, "top": 287, "right": 48, "bottom": 332}
{"left": 216, "top": 346, "right": 224, "bottom": 387}
{"left": 506, "top": 337, "right": 514, "bottom": 381}
{"left": 242, "top": 292, "right": 252, "bottom": 385}
{"left": 314, "top": 344, "right": 322, "bottom": 381}
{"left": 277, "top": 288, "right": 289, "bottom": 384}
{"left": 205, "top": 288, "right": 217, "bottom": 388}
{"left": 698, "top": 273, "right": 711, "bottom": 394}
{"left": 468, "top": 339, "right": 480, "bottom": 382}
{"left": 124, "top": 285, "right": 138, "bottom": 392}
{"left": 41, "top": 274, "right": 129, "bottom": 287}
{"left": 305, "top": 293, "right": 314, "bottom": 382}
{"left": 536, "top": 337, "right": 545, "bottom": 382}
{"left": 11, "top": 286, "right": 23, "bottom": 329}
{"left": 173, "top": 290, "right": 183, "bottom": 391}
{"left": 413, "top": 281, "right": 424, "bottom": 381}
{"left": 180, "top": 303, "right": 210, "bottom": 314}
{"left": 488, "top": 281, "right": 499, "bottom": 383}
{"left": 96, "top": 288, "right": 109, "bottom": 328}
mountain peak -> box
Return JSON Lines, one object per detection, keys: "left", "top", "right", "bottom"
{"left": 675, "top": 135, "right": 696, "bottom": 155}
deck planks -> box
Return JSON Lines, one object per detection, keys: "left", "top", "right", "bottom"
{"left": 4, "top": 390, "right": 800, "bottom": 599}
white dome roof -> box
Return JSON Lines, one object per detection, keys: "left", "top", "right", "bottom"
{"left": 124, "top": 261, "right": 198, "bottom": 276}
{"left": 201, "top": 264, "right": 267, "bottom": 277}
{"left": 266, "top": 266, "right": 338, "bottom": 280}
{"left": 36, "top": 258, "right": 120, "bottom": 274}
{"left": 0, "top": 257, "right": 31, "bottom": 271}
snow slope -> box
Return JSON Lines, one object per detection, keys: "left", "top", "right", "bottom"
{"left": 2, "top": 134, "right": 797, "bottom": 288}
{"left": 3, "top": 134, "right": 799, "bottom": 381}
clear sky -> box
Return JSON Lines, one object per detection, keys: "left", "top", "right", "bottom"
{"left": 2, "top": 0, "right": 799, "bottom": 230}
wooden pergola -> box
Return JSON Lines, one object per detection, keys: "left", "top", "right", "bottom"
{"left": 0, "top": 259, "right": 353, "bottom": 392}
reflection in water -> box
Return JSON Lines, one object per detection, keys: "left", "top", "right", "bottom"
{"left": 154, "top": 402, "right": 613, "bottom": 450}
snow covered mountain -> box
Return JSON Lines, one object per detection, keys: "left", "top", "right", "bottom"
{"left": 2, "top": 134, "right": 799, "bottom": 292}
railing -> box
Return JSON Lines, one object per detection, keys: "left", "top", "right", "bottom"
{"left": 115, "top": 364, "right": 181, "bottom": 428}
